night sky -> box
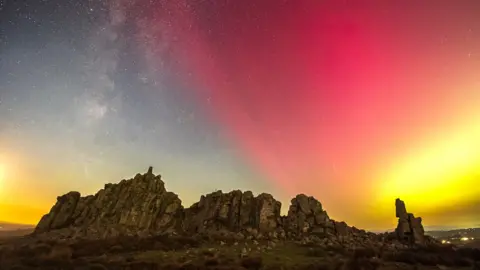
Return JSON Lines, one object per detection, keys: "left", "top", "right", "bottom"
{"left": 1, "top": 0, "right": 479, "bottom": 230}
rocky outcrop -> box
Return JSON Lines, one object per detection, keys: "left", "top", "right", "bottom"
{"left": 285, "top": 194, "right": 334, "bottom": 237}
{"left": 183, "top": 190, "right": 282, "bottom": 234}
{"left": 36, "top": 191, "right": 81, "bottom": 232}
{"left": 34, "top": 168, "right": 429, "bottom": 248}
{"left": 35, "top": 167, "right": 184, "bottom": 238}
{"left": 34, "top": 169, "right": 352, "bottom": 240}
{"left": 395, "top": 198, "right": 425, "bottom": 244}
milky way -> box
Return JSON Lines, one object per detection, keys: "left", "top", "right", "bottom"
{"left": 1, "top": 0, "right": 479, "bottom": 230}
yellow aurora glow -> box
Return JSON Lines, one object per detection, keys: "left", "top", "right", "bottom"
{"left": 0, "top": 164, "right": 4, "bottom": 187}
{"left": 2, "top": 117, "right": 480, "bottom": 228}
{"left": 0, "top": 158, "right": 6, "bottom": 200}
{"left": 374, "top": 118, "right": 480, "bottom": 222}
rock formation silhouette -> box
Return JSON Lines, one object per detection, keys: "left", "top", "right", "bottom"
{"left": 34, "top": 167, "right": 427, "bottom": 246}
{"left": 395, "top": 198, "right": 425, "bottom": 244}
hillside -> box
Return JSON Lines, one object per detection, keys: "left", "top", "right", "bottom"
{"left": 0, "top": 167, "right": 478, "bottom": 270}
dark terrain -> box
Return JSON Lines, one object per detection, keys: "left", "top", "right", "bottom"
{"left": 0, "top": 222, "right": 35, "bottom": 240}
{"left": 0, "top": 167, "right": 479, "bottom": 269}
{"left": 0, "top": 222, "right": 34, "bottom": 231}
{"left": 0, "top": 228, "right": 34, "bottom": 239}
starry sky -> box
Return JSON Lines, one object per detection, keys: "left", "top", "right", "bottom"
{"left": 0, "top": 0, "right": 479, "bottom": 231}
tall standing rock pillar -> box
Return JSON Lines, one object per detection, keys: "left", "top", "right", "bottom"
{"left": 395, "top": 198, "right": 425, "bottom": 245}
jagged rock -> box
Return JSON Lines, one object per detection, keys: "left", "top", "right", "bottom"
{"left": 183, "top": 190, "right": 281, "bottom": 234}
{"left": 285, "top": 194, "right": 334, "bottom": 237}
{"left": 34, "top": 168, "right": 429, "bottom": 247}
{"left": 395, "top": 198, "right": 408, "bottom": 219}
{"left": 408, "top": 213, "right": 425, "bottom": 243}
{"left": 255, "top": 193, "right": 282, "bottom": 232}
{"left": 36, "top": 191, "right": 81, "bottom": 232}
{"left": 35, "top": 168, "right": 183, "bottom": 236}
{"left": 395, "top": 198, "right": 425, "bottom": 244}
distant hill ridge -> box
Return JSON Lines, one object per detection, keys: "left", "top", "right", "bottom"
{"left": 0, "top": 221, "right": 34, "bottom": 231}
{"left": 33, "top": 167, "right": 430, "bottom": 246}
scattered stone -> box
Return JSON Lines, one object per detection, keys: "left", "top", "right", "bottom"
{"left": 240, "top": 247, "right": 248, "bottom": 258}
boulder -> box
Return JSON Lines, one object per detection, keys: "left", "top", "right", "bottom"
{"left": 255, "top": 193, "right": 282, "bottom": 232}
{"left": 285, "top": 194, "right": 334, "bottom": 236}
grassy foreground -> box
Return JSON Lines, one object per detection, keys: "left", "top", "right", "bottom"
{"left": 0, "top": 234, "right": 479, "bottom": 270}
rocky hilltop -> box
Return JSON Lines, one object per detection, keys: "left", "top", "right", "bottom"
{"left": 34, "top": 167, "right": 426, "bottom": 246}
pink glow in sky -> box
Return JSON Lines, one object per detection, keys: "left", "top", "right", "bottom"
{"left": 135, "top": 1, "right": 480, "bottom": 228}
